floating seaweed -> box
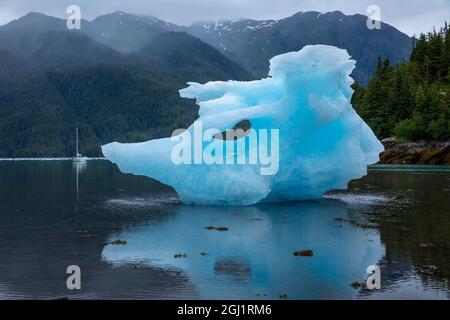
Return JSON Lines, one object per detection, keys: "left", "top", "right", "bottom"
{"left": 105, "top": 239, "right": 127, "bottom": 245}
{"left": 293, "top": 250, "right": 313, "bottom": 257}
{"left": 205, "top": 226, "right": 229, "bottom": 232}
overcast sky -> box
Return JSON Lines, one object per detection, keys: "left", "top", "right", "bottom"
{"left": 0, "top": 0, "right": 448, "bottom": 36}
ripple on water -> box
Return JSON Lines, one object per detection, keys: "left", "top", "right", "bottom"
{"left": 323, "top": 193, "right": 393, "bottom": 206}
{"left": 104, "top": 196, "right": 180, "bottom": 209}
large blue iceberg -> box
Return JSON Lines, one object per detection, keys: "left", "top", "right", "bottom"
{"left": 102, "top": 45, "right": 383, "bottom": 206}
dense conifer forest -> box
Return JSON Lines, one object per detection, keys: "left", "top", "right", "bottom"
{"left": 352, "top": 23, "right": 450, "bottom": 141}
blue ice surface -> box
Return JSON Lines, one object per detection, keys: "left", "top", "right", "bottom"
{"left": 102, "top": 45, "right": 384, "bottom": 206}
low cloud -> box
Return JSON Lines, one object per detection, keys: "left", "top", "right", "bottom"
{"left": 0, "top": 0, "right": 448, "bottom": 36}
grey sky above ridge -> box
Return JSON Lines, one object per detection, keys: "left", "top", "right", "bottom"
{"left": 0, "top": 0, "right": 448, "bottom": 36}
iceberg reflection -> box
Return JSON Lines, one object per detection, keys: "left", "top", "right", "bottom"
{"left": 102, "top": 200, "right": 384, "bottom": 299}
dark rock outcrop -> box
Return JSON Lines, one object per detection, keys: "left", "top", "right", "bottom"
{"left": 379, "top": 141, "right": 450, "bottom": 165}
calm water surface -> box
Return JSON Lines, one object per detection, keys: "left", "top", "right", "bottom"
{"left": 0, "top": 160, "right": 449, "bottom": 299}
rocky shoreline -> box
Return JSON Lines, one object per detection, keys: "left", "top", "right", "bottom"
{"left": 378, "top": 140, "right": 450, "bottom": 165}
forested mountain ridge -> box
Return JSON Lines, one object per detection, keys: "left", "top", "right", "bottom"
{"left": 0, "top": 10, "right": 429, "bottom": 157}
{"left": 187, "top": 11, "right": 414, "bottom": 85}
{"left": 83, "top": 11, "right": 182, "bottom": 53}
{"left": 1, "top": 10, "right": 412, "bottom": 85}
{"left": 0, "top": 13, "right": 252, "bottom": 157}
{"left": 139, "top": 31, "right": 254, "bottom": 83}
{"left": 0, "top": 49, "right": 87, "bottom": 156}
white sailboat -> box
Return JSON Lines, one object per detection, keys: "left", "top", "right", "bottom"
{"left": 73, "top": 127, "right": 87, "bottom": 162}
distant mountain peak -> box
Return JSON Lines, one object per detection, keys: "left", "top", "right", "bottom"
{"left": 0, "top": 10, "right": 413, "bottom": 85}
{"left": 21, "top": 11, "right": 55, "bottom": 19}
{"left": 187, "top": 10, "right": 413, "bottom": 85}
{"left": 94, "top": 11, "right": 176, "bottom": 26}
{"left": 193, "top": 18, "right": 281, "bottom": 34}
{"left": 84, "top": 11, "right": 181, "bottom": 52}
{"left": 5, "top": 11, "right": 63, "bottom": 27}
{"left": 289, "top": 10, "right": 345, "bottom": 18}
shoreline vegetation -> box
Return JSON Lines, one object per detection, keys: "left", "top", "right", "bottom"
{"left": 352, "top": 23, "right": 449, "bottom": 143}
{"left": 354, "top": 22, "right": 449, "bottom": 165}
{"left": 1, "top": 143, "right": 449, "bottom": 165}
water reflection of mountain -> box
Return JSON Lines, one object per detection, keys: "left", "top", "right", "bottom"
{"left": 346, "top": 172, "right": 450, "bottom": 299}
{"left": 0, "top": 161, "right": 449, "bottom": 299}
{"left": 214, "top": 257, "right": 252, "bottom": 282}
{"left": 0, "top": 160, "right": 195, "bottom": 299}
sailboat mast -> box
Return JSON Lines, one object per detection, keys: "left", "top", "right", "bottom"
{"left": 76, "top": 127, "right": 79, "bottom": 156}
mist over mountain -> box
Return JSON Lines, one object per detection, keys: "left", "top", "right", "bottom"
{"left": 0, "top": 10, "right": 415, "bottom": 157}
{"left": 0, "top": 49, "right": 86, "bottom": 156}
{"left": 0, "top": 12, "right": 255, "bottom": 156}
{"left": 188, "top": 11, "right": 414, "bottom": 85}
{"left": 83, "top": 11, "right": 182, "bottom": 53}
{"left": 1, "top": 10, "right": 412, "bottom": 84}
{"left": 139, "top": 31, "right": 254, "bottom": 83}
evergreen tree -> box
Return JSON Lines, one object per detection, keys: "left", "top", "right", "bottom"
{"left": 353, "top": 22, "right": 450, "bottom": 141}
